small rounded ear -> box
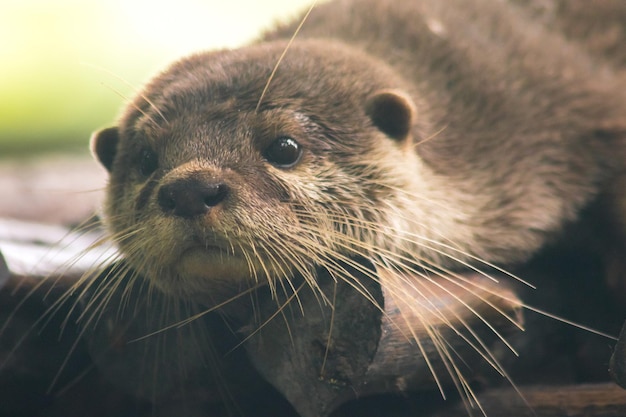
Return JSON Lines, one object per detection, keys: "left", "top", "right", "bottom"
{"left": 365, "top": 89, "right": 416, "bottom": 141}
{"left": 90, "top": 127, "right": 119, "bottom": 172}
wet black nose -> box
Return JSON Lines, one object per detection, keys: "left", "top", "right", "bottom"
{"left": 157, "top": 178, "right": 229, "bottom": 218}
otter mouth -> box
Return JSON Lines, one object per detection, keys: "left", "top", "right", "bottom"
{"left": 182, "top": 244, "right": 229, "bottom": 256}
{"left": 177, "top": 233, "right": 238, "bottom": 257}
{"left": 178, "top": 243, "right": 244, "bottom": 266}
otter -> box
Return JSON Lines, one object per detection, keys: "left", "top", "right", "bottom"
{"left": 87, "top": 0, "right": 626, "bottom": 414}
{"left": 91, "top": 0, "right": 626, "bottom": 302}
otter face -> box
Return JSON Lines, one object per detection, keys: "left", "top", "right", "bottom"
{"left": 90, "top": 41, "right": 439, "bottom": 301}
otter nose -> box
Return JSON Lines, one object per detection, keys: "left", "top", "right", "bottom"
{"left": 157, "top": 178, "right": 229, "bottom": 218}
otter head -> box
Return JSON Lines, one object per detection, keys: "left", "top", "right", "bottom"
{"left": 90, "top": 40, "right": 436, "bottom": 302}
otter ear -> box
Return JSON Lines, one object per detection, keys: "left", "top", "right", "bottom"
{"left": 365, "top": 89, "right": 416, "bottom": 141}
{"left": 90, "top": 127, "right": 119, "bottom": 172}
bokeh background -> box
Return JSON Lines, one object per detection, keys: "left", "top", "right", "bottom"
{"left": 0, "top": 0, "right": 314, "bottom": 157}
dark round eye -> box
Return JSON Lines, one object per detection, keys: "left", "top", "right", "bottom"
{"left": 139, "top": 148, "right": 158, "bottom": 176}
{"left": 264, "top": 136, "right": 302, "bottom": 168}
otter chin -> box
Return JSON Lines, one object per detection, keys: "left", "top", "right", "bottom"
{"left": 90, "top": 0, "right": 626, "bottom": 310}
{"left": 163, "top": 249, "right": 254, "bottom": 300}
{"left": 179, "top": 247, "right": 246, "bottom": 280}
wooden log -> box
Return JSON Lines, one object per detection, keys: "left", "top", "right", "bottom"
{"left": 425, "top": 383, "right": 626, "bottom": 417}
{"left": 611, "top": 321, "right": 626, "bottom": 389}
{"left": 0, "top": 218, "right": 139, "bottom": 416}
{"left": 0, "top": 155, "right": 105, "bottom": 225}
{"left": 244, "top": 262, "right": 525, "bottom": 417}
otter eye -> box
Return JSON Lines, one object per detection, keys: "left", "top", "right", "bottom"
{"left": 264, "top": 136, "right": 302, "bottom": 168}
{"left": 139, "top": 148, "right": 158, "bottom": 176}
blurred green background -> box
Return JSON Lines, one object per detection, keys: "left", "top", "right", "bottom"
{"left": 0, "top": 0, "right": 313, "bottom": 157}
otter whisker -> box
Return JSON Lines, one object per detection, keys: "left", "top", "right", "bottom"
{"left": 319, "top": 279, "right": 338, "bottom": 377}
{"left": 96, "top": 82, "right": 161, "bottom": 130}
{"left": 289, "top": 217, "right": 524, "bottom": 365}
{"left": 255, "top": 223, "right": 380, "bottom": 307}
{"left": 238, "top": 240, "right": 260, "bottom": 283}
{"left": 255, "top": 1, "right": 318, "bottom": 112}
{"left": 254, "top": 235, "right": 309, "bottom": 313}
{"left": 386, "top": 262, "right": 522, "bottom": 354}
{"left": 379, "top": 264, "right": 514, "bottom": 373}
{"left": 130, "top": 285, "right": 263, "bottom": 342}
{"left": 414, "top": 123, "right": 449, "bottom": 147}
{"left": 227, "top": 280, "right": 308, "bottom": 354}
{"left": 2, "top": 217, "right": 116, "bottom": 330}
{"left": 81, "top": 62, "right": 168, "bottom": 125}
{"left": 263, "top": 236, "right": 331, "bottom": 308}
{"left": 520, "top": 304, "right": 617, "bottom": 341}
{"left": 294, "top": 206, "right": 534, "bottom": 289}
{"left": 403, "top": 302, "right": 494, "bottom": 415}
{"left": 45, "top": 258, "right": 140, "bottom": 393}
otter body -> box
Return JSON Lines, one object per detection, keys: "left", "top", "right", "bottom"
{"left": 92, "top": 0, "right": 626, "bottom": 304}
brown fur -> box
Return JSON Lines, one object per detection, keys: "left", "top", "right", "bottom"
{"left": 92, "top": 0, "right": 626, "bottom": 303}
